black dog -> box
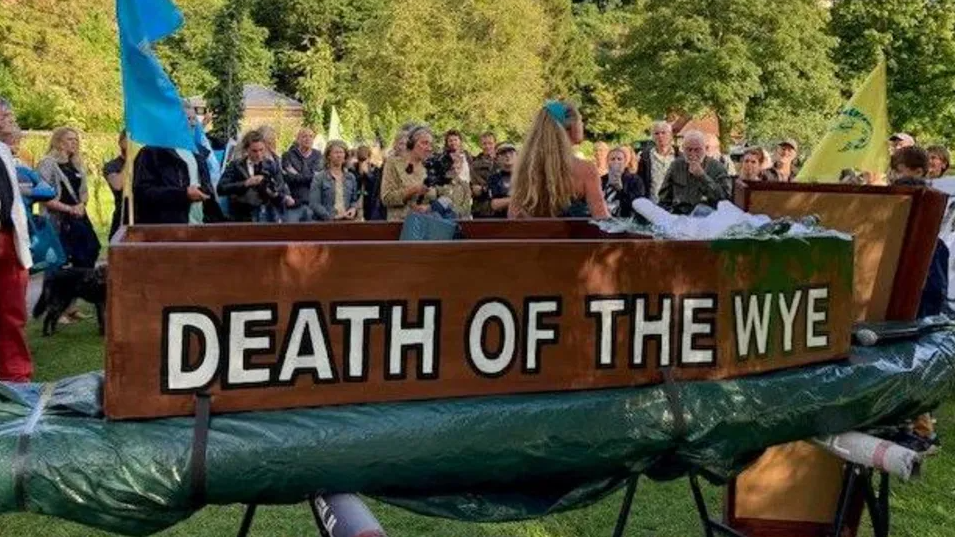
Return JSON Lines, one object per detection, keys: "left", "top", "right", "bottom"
{"left": 32, "top": 265, "right": 107, "bottom": 336}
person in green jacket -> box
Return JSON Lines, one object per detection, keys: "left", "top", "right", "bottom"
{"left": 658, "top": 130, "right": 731, "bottom": 215}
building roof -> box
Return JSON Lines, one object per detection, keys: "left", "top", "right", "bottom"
{"left": 242, "top": 84, "right": 302, "bottom": 110}
{"left": 187, "top": 84, "right": 303, "bottom": 111}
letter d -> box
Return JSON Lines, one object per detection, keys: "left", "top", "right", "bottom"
{"left": 163, "top": 309, "right": 221, "bottom": 392}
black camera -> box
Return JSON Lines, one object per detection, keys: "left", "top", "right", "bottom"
{"left": 253, "top": 163, "right": 281, "bottom": 200}
{"left": 423, "top": 153, "right": 454, "bottom": 188}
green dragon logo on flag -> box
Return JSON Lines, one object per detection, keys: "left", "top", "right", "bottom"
{"left": 832, "top": 106, "right": 873, "bottom": 152}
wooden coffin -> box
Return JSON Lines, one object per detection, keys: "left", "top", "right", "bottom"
{"left": 105, "top": 219, "right": 854, "bottom": 420}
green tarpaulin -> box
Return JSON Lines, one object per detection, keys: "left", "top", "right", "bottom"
{"left": 1, "top": 328, "right": 954, "bottom": 536}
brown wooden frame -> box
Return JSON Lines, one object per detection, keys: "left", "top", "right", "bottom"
{"left": 728, "top": 181, "right": 948, "bottom": 537}
{"left": 105, "top": 220, "right": 853, "bottom": 420}
{"left": 735, "top": 181, "right": 947, "bottom": 321}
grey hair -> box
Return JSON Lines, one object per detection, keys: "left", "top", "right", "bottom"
{"left": 682, "top": 130, "right": 706, "bottom": 148}
{"left": 257, "top": 124, "right": 278, "bottom": 143}
{"left": 652, "top": 121, "right": 672, "bottom": 133}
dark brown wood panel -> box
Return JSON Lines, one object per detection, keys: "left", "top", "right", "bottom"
{"left": 122, "top": 219, "right": 646, "bottom": 244}
{"left": 736, "top": 181, "right": 947, "bottom": 322}
{"left": 106, "top": 235, "right": 853, "bottom": 419}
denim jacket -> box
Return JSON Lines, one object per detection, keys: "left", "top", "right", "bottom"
{"left": 309, "top": 169, "right": 361, "bottom": 221}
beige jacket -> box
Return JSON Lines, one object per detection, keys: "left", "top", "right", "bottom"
{"left": 381, "top": 156, "right": 433, "bottom": 221}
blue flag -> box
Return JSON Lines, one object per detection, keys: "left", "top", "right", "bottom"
{"left": 117, "top": 0, "right": 196, "bottom": 152}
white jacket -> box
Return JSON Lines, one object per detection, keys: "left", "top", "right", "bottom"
{"left": 1, "top": 142, "right": 32, "bottom": 270}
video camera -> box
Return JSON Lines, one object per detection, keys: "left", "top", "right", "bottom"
{"left": 252, "top": 162, "right": 282, "bottom": 202}
{"left": 423, "top": 153, "right": 454, "bottom": 188}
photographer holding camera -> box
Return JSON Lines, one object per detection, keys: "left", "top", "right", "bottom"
{"left": 218, "top": 130, "right": 295, "bottom": 223}
{"left": 381, "top": 125, "right": 437, "bottom": 221}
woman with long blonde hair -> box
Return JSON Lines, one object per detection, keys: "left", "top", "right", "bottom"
{"left": 509, "top": 101, "right": 609, "bottom": 219}
{"left": 37, "top": 127, "right": 100, "bottom": 265}
{"left": 37, "top": 127, "right": 101, "bottom": 322}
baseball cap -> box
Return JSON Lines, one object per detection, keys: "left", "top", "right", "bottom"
{"left": 496, "top": 142, "right": 517, "bottom": 154}
{"left": 890, "top": 133, "right": 915, "bottom": 145}
{"left": 778, "top": 138, "right": 798, "bottom": 151}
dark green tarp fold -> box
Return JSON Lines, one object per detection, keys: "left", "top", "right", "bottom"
{"left": 2, "top": 328, "right": 954, "bottom": 536}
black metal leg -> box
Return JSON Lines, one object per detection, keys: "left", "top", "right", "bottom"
{"left": 236, "top": 504, "right": 257, "bottom": 537}
{"left": 879, "top": 471, "right": 891, "bottom": 536}
{"left": 612, "top": 476, "right": 639, "bottom": 537}
{"left": 688, "top": 474, "right": 748, "bottom": 537}
{"left": 308, "top": 495, "right": 333, "bottom": 537}
{"left": 861, "top": 470, "right": 885, "bottom": 536}
{"left": 689, "top": 474, "right": 715, "bottom": 537}
{"left": 867, "top": 471, "right": 891, "bottom": 537}
{"left": 832, "top": 464, "right": 859, "bottom": 537}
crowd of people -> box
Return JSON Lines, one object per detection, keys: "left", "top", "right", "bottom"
{"left": 1, "top": 94, "right": 953, "bottom": 385}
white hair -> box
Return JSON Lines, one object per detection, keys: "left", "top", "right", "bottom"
{"left": 652, "top": 121, "right": 672, "bottom": 134}
{"left": 682, "top": 130, "right": 706, "bottom": 148}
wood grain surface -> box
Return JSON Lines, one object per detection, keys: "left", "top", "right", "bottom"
{"left": 106, "top": 228, "right": 853, "bottom": 420}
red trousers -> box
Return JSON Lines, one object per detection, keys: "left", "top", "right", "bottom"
{"left": 0, "top": 230, "right": 31, "bottom": 382}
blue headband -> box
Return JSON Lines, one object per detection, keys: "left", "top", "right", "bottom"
{"left": 545, "top": 101, "right": 568, "bottom": 126}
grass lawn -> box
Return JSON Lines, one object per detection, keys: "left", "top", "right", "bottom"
{"left": 1, "top": 308, "right": 953, "bottom": 536}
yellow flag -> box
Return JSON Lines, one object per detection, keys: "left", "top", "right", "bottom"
{"left": 797, "top": 59, "right": 889, "bottom": 183}
{"left": 121, "top": 140, "right": 142, "bottom": 226}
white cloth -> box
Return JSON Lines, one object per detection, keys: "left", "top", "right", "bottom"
{"left": 175, "top": 149, "right": 203, "bottom": 225}
{"left": 0, "top": 142, "right": 31, "bottom": 269}
{"left": 814, "top": 432, "right": 923, "bottom": 481}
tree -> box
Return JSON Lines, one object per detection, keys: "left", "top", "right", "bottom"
{"left": 347, "top": 0, "right": 550, "bottom": 139}
{"left": 830, "top": 0, "right": 955, "bottom": 143}
{"left": 0, "top": 0, "right": 122, "bottom": 130}
{"left": 615, "top": 0, "right": 841, "bottom": 146}
{"left": 573, "top": 1, "right": 649, "bottom": 141}
{"left": 206, "top": 0, "right": 274, "bottom": 141}
{"left": 279, "top": 38, "right": 335, "bottom": 130}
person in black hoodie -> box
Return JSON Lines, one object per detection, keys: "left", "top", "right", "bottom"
{"left": 282, "top": 128, "right": 323, "bottom": 222}
{"left": 133, "top": 144, "right": 225, "bottom": 225}
{"left": 484, "top": 143, "right": 517, "bottom": 218}
{"left": 354, "top": 144, "right": 385, "bottom": 221}
{"left": 218, "top": 130, "right": 294, "bottom": 223}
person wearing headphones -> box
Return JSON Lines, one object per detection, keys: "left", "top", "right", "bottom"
{"left": 380, "top": 125, "right": 438, "bottom": 221}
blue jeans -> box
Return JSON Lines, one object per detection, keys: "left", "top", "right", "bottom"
{"left": 254, "top": 205, "right": 283, "bottom": 223}
{"left": 284, "top": 205, "right": 312, "bottom": 223}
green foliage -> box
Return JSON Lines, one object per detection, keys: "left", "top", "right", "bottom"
{"left": 574, "top": 2, "right": 650, "bottom": 141}
{"left": 205, "top": 0, "right": 273, "bottom": 141}
{"left": 830, "top": 0, "right": 955, "bottom": 144}
{"left": 279, "top": 37, "right": 335, "bottom": 130}
{"left": 615, "top": 0, "right": 841, "bottom": 146}
{"left": 0, "top": 0, "right": 122, "bottom": 130}
{"left": 347, "top": 0, "right": 550, "bottom": 138}
{"left": 9, "top": 0, "right": 955, "bottom": 151}
{"left": 158, "top": 0, "right": 272, "bottom": 103}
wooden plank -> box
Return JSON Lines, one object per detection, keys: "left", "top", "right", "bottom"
{"left": 737, "top": 181, "right": 947, "bottom": 321}
{"left": 122, "top": 219, "right": 637, "bottom": 244}
{"left": 887, "top": 186, "right": 949, "bottom": 319}
{"left": 105, "top": 235, "right": 853, "bottom": 419}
